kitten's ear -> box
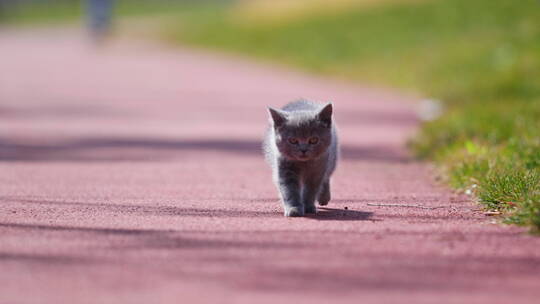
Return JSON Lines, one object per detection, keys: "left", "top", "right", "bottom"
{"left": 317, "top": 102, "right": 333, "bottom": 128}
{"left": 268, "top": 107, "right": 288, "bottom": 127}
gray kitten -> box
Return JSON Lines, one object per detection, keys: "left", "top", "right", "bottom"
{"left": 263, "top": 99, "right": 339, "bottom": 217}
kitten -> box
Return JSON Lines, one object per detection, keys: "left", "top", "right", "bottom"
{"left": 263, "top": 99, "right": 339, "bottom": 217}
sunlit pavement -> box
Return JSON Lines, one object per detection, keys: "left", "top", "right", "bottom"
{"left": 1, "top": 28, "right": 539, "bottom": 304}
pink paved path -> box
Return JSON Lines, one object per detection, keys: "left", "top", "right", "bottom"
{"left": 1, "top": 29, "right": 539, "bottom": 304}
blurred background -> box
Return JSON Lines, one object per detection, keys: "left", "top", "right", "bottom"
{"left": 1, "top": 1, "right": 540, "bottom": 303}
{"left": 0, "top": 0, "right": 539, "bottom": 227}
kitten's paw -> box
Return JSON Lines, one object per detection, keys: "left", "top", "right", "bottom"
{"left": 318, "top": 195, "right": 330, "bottom": 206}
{"left": 284, "top": 206, "right": 305, "bottom": 217}
{"left": 318, "top": 199, "right": 329, "bottom": 206}
{"left": 317, "top": 191, "right": 330, "bottom": 206}
{"left": 304, "top": 204, "right": 317, "bottom": 214}
{"left": 318, "top": 182, "right": 331, "bottom": 206}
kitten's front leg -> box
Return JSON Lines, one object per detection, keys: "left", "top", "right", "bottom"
{"left": 276, "top": 166, "right": 303, "bottom": 217}
{"left": 317, "top": 180, "right": 331, "bottom": 206}
{"left": 303, "top": 177, "right": 323, "bottom": 214}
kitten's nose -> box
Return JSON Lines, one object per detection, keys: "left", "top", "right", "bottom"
{"left": 300, "top": 148, "right": 308, "bottom": 154}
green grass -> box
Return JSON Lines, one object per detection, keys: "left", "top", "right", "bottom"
{"left": 3, "top": 0, "right": 539, "bottom": 232}
{"left": 166, "top": 0, "right": 540, "bottom": 232}
{"left": 0, "top": 0, "right": 221, "bottom": 25}
{"left": 0, "top": 0, "right": 82, "bottom": 25}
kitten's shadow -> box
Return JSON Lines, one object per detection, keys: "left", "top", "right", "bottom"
{"left": 307, "top": 207, "right": 374, "bottom": 221}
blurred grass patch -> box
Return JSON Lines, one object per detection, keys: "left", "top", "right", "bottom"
{"left": 0, "top": 0, "right": 82, "bottom": 25}
{"left": 231, "top": 0, "right": 427, "bottom": 24}
{"left": 0, "top": 0, "right": 222, "bottom": 26}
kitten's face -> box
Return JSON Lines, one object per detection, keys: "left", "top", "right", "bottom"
{"left": 275, "top": 120, "right": 332, "bottom": 161}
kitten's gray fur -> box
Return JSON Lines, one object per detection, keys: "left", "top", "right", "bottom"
{"left": 263, "top": 99, "right": 339, "bottom": 217}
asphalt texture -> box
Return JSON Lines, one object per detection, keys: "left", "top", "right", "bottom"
{"left": 1, "top": 29, "right": 539, "bottom": 304}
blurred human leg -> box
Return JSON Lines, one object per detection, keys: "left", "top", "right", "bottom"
{"left": 87, "top": 0, "right": 114, "bottom": 42}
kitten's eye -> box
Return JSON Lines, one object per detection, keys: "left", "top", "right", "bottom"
{"left": 308, "top": 137, "right": 319, "bottom": 145}
{"left": 288, "top": 137, "right": 299, "bottom": 144}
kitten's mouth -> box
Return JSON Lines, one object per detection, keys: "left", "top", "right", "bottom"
{"left": 296, "top": 154, "right": 311, "bottom": 161}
